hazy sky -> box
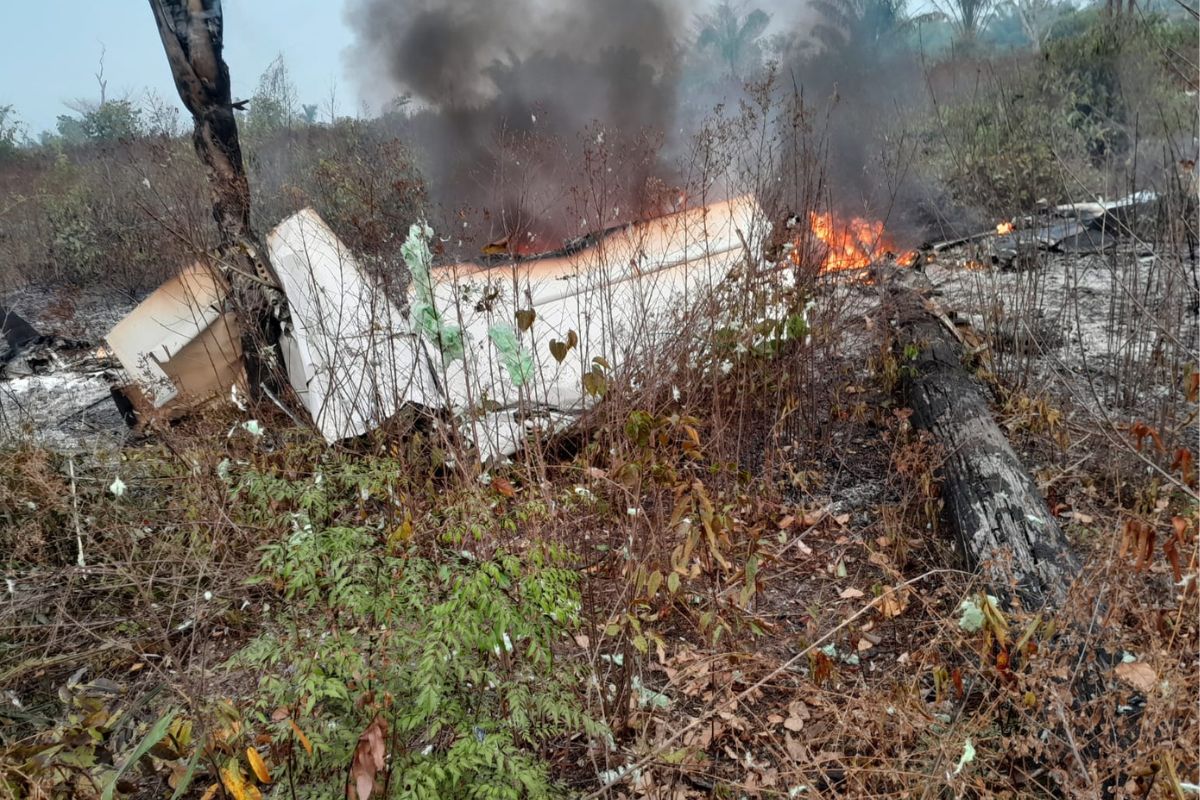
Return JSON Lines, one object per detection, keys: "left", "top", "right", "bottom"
{"left": 1, "top": 2, "right": 357, "bottom": 135}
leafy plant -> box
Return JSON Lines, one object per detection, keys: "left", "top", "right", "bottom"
{"left": 0, "top": 680, "right": 186, "bottom": 800}
{"left": 229, "top": 456, "right": 609, "bottom": 799}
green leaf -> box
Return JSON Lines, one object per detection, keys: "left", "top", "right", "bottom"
{"left": 582, "top": 370, "right": 607, "bottom": 398}
{"left": 646, "top": 570, "right": 663, "bottom": 598}
{"left": 102, "top": 708, "right": 178, "bottom": 800}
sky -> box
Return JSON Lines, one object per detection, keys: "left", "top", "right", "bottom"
{"left": 1, "top": 1, "right": 357, "bottom": 135}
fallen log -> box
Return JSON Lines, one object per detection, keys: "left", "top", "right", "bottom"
{"left": 888, "top": 277, "right": 1081, "bottom": 610}
{"left": 881, "top": 272, "right": 1144, "bottom": 793}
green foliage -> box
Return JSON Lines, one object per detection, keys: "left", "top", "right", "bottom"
{"left": 240, "top": 55, "right": 299, "bottom": 141}
{"left": 1041, "top": 12, "right": 1197, "bottom": 155}
{"left": 229, "top": 454, "right": 608, "bottom": 799}
{"left": 933, "top": 0, "right": 1000, "bottom": 46}
{"left": 0, "top": 677, "right": 188, "bottom": 800}
{"left": 925, "top": 10, "right": 1197, "bottom": 211}
{"left": 52, "top": 114, "right": 89, "bottom": 148}
{"left": 936, "top": 85, "right": 1086, "bottom": 208}
{"left": 0, "top": 104, "right": 23, "bottom": 160}
{"left": 53, "top": 100, "right": 144, "bottom": 145}
{"left": 81, "top": 101, "right": 144, "bottom": 142}
{"left": 43, "top": 162, "right": 104, "bottom": 281}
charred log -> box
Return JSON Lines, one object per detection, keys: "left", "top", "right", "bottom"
{"left": 888, "top": 278, "right": 1081, "bottom": 610}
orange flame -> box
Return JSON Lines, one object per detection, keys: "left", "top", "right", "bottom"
{"left": 807, "top": 211, "right": 914, "bottom": 272}
{"left": 996, "top": 221, "right": 1015, "bottom": 235}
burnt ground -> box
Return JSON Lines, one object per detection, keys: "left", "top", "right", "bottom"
{"left": 0, "top": 286, "right": 140, "bottom": 450}
{"left": 928, "top": 247, "right": 1198, "bottom": 403}
{"left": 0, "top": 232, "right": 1195, "bottom": 798}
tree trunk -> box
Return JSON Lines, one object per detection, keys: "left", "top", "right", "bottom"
{"left": 889, "top": 280, "right": 1081, "bottom": 610}
{"left": 147, "top": 0, "right": 286, "bottom": 390}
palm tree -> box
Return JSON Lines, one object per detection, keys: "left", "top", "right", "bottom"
{"left": 931, "top": 0, "right": 999, "bottom": 45}
{"left": 696, "top": 2, "right": 772, "bottom": 77}
{"left": 810, "top": 0, "right": 931, "bottom": 55}
{"left": 1009, "top": 0, "right": 1065, "bottom": 51}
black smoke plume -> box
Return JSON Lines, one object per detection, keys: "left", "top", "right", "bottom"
{"left": 345, "top": 0, "right": 689, "bottom": 251}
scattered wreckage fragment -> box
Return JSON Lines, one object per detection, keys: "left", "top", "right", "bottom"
{"left": 106, "top": 263, "right": 244, "bottom": 421}
{"left": 928, "top": 190, "right": 1160, "bottom": 267}
{"left": 265, "top": 208, "right": 439, "bottom": 443}
{"left": 104, "top": 195, "right": 768, "bottom": 457}
{"left": 0, "top": 307, "right": 125, "bottom": 447}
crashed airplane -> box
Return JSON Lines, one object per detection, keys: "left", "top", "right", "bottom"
{"left": 107, "top": 195, "right": 768, "bottom": 457}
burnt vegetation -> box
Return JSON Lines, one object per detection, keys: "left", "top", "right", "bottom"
{"left": 0, "top": 1, "right": 1197, "bottom": 799}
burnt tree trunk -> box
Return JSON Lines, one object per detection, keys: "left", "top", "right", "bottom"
{"left": 147, "top": 0, "right": 285, "bottom": 389}
{"left": 889, "top": 281, "right": 1081, "bottom": 610}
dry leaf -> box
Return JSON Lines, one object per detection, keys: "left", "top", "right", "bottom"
{"left": 777, "top": 515, "right": 796, "bottom": 529}
{"left": 491, "top": 477, "right": 516, "bottom": 498}
{"left": 839, "top": 587, "right": 865, "bottom": 599}
{"left": 1172, "top": 516, "right": 1191, "bottom": 540}
{"left": 857, "top": 638, "right": 874, "bottom": 652}
{"left": 349, "top": 715, "right": 388, "bottom": 800}
{"left": 289, "top": 719, "right": 313, "bottom": 756}
{"left": 876, "top": 588, "right": 909, "bottom": 619}
{"left": 270, "top": 707, "right": 290, "bottom": 722}
{"left": 200, "top": 784, "right": 220, "bottom": 800}
{"left": 246, "top": 747, "right": 271, "bottom": 784}
{"left": 801, "top": 509, "right": 826, "bottom": 526}
{"left": 220, "top": 760, "right": 249, "bottom": 800}
{"left": 1114, "top": 661, "right": 1157, "bottom": 693}
{"left": 787, "top": 700, "right": 810, "bottom": 720}
{"left": 781, "top": 706, "right": 807, "bottom": 731}
{"left": 784, "top": 733, "right": 804, "bottom": 761}
{"left": 834, "top": 513, "right": 851, "bottom": 526}
{"left": 868, "top": 551, "right": 894, "bottom": 570}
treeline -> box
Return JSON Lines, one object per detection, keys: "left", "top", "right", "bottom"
{"left": 0, "top": 1, "right": 1194, "bottom": 296}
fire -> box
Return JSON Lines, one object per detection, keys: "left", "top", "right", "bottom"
{"left": 806, "top": 211, "right": 914, "bottom": 272}
{"left": 996, "top": 221, "right": 1015, "bottom": 235}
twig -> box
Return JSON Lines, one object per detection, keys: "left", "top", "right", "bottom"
{"left": 580, "top": 569, "right": 951, "bottom": 799}
{"left": 0, "top": 642, "right": 121, "bottom": 687}
{"left": 259, "top": 383, "right": 309, "bottom": 429}
{"left": 68, "top": 457, "right": 85, "bottom": 569}
{"left": 1055, "top": 699, "right": 1095, "bottom": 791}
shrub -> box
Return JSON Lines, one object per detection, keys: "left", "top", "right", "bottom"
{"left": 229, "top": 454, "right": 608, "bottom": 799}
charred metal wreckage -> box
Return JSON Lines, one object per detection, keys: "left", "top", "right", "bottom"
{"left": 93, "top": 195, "right": 765, "bottom": 458}
{"left": 0, "top": 190, "right": 1157, "bottom": 456}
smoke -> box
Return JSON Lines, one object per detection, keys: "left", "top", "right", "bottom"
{"left": 343, "top": 0, "right": 945, "bottom": 250}
{"left": 348, "top": 0, "right": 683, "bottom": 111}
{"left": 344, "top": 0, "right": 691, "bottom": 249}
